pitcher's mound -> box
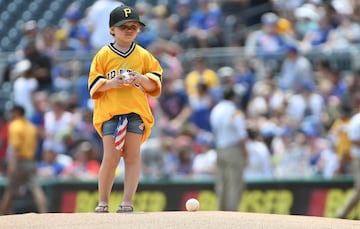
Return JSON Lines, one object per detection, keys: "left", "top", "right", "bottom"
{"left": 0, "top": 211, "right": 358, "bottom": 229}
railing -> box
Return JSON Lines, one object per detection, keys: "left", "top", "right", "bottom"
{"left": 1, "top": 45, "right": 360, "bottom": 85}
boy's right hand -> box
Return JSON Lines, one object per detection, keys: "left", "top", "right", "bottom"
{"left": 109, "top": 74, "right": 131, "bottom": 88}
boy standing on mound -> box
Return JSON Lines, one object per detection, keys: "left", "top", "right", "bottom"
{"left": 88, "top": 5, "right": 163, "bottom": 213}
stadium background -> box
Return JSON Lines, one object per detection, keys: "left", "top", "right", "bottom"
{"left": 0, "top": 0, "right": 360, "bottom": 220}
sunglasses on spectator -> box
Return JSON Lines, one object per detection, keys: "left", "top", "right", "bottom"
{"left": 119, "top": 25, "right": 139, "bottom": 31}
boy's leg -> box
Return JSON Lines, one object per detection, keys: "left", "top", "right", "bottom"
{"left": 121, "top": 132, "right": 142, "bottom": 206}
{"left": 98, "top": 135, "right": 122, "bottom": 205}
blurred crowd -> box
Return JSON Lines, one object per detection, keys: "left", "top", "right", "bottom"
{"left": 1, "top": 0, "right": 360, "bottom": 182}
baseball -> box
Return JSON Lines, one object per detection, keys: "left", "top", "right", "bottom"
{"left": 121, "top": 71, "right": 131, "bottom": 85}
{"left": 185, "top": 198, "right": 200, "bottom": 212}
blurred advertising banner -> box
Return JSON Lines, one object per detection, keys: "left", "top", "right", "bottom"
{"left": 1, "top": 177, "right": 359, "bottom": 219}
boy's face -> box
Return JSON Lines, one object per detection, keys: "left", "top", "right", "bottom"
{"left": 111, "top": 22, "right": 140, "bottom": 43}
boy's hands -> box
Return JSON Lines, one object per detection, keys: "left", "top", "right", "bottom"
{"left": 119, "top": 71, "right": 143, "bottom": 86}
{"left": 105, "top": 72, "right": 143, "bottom": 89}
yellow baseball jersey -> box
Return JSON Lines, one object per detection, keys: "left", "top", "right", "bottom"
{"left": 88, "top": 42, "right": 162, "bottom": 142}
{"left": 8, "top": 117, "right": 37, "bottom": 160}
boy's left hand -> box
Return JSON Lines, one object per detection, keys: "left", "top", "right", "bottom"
{"left": 128, "top": 72, "right": 142, "bottom": 85}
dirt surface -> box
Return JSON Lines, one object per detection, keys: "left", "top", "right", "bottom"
{"left": 0, "top": 211, "right": 359, "bottom": 229}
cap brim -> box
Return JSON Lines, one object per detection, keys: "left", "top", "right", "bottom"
{"left": 112, "top": 19, "right": 146, "bottom": 27}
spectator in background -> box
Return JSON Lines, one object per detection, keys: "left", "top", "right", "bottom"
{"left": 276, "top": 17, "right": 295, "bottom": 40}
{"left": 285, "top": 83, "right": 325, "bottom": 130}
{"left": 173, "top": 0, "right": 192, "bottom": 34}
{"left": 72, "top": 109, "right": 101, "bottom": 155}
{"left": 29, "top": 90, "right": 49, "bottom": 161}
{"left": 0, "top": 105, "right": 47, "bottom": 215}
{"left": 192, "top": 131, "right": 217, "bottom": 178}
{"left": 325, "top": 2, "right": 360, "bottom": 51}
{"left": 61, "top": 4, "right": 92, "bottom": 54}
{"left": 336, "top": 93, "right": 360, "bottom": 218}
{"left": 188, "top": 81, "right": 215, "bottom": 132}
{"left": 219, "top": 0, "right": 253, "bottom": 46}
{"left": 299, "top": 16, "right": 334, "bottom": 52}
{"left": 176, "top": 147, "right": 193, "bottom": 176}
{"left": 51, "top": 61, "right": 73, "bottom": 93}
{"left": 140, "top": 137, "right": 166, "bottom": 179}
{"left": 37, "top": 25, "right": 59, "bottom": 58}
{"left": 167, "top": 0, "right": 192, "bottom": 47}
{"left": 75, "top": 28, "right": 92, "bottom": 55}
{"left": 211, "top": 66, "right": 233, "bottom": 101}
{"left": 233, "top": 58, "right": 256, "bottom": 110}
{"left": 158, "top": 76, "right": 192, "bottom": 136}
{"left": 329, "top": 103, "right": 353, "bottom": 174}
{"left": 175, "top": 134, "right": 194, "bottom": 176}
{"left": 0, "top": 110, "right": 9, "bottom": 175}
{"left": 134, "top": 2, "right": 158, "bottom": 48}
{"left": 244, "top": 127, "right": 273, "bottom": 181}
{"left": 183, "top": 0, "right": 223, "bottom": 48}
{"left": 184, "top": 56, "right": 219, "bottom": 97}
{"left": 54, "top": 29, "right": 76, "bottom": 52}
{"left": 11, "top": 59, "right": 38, "bottom": 117}
{"left": 147, "top": 40, "right": 184, "bottom": 81}
{"left": 43, "top": 93, "right": 74, "bottom": 155}
{"left": 270, "top": 0, "right": 302, "bottom": 18}
{"left": 210, "top": 86, "right": 248, "bottom": 211}
{"left": 273, "top": 130, "right": 314, "bottom": 179}
{"left": 348, "top": 70, "right": 360, "bottom": 105}
{"left": 61, "top": 141, "right": 100, "bottom": 180}
{"left": 352, "top": 2, "right": 360, "bottom": 22}
{"left": 246, "top": 80, "right": 273, "bottom": 119}
{"left": 37, "top": 143, "right": 65, "bottom": 179}
{"left": 149, "top": 5, "right": 173, "bottom": 41}
{"left": 244, "top": 12, "right": 288, "bottom": 76}
{"left": 74, "top": 62, "right": 92, "bottom": 110}
{"left": 85, "top": 0, "right": 124, "bottom": 50}
{"left": 314, "top": 138, "right": 339, "bottom": 179}
{"left": 16, "top": 20, "right": 40, "bottom": 52}
{"left": 278, "top": 45, "right": 314, "bottom": 92}
{"left": 327, "top": 68, "right": 348, "bottom": 100}
{"left": 23, "top": 40, "right": 53, "bottom": 92}
{"left": 293, "top": 3, "right": 320, "bottom": 40}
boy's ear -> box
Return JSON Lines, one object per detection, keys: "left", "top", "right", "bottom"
{"left": 109, "top": 27, "right": 115, "bottom": 36}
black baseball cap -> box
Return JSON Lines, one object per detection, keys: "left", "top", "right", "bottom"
{"left": 109, "top": 5, "right": 146, "bottom": 27}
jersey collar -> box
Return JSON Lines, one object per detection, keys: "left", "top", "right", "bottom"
{"left": 109, "top": 42, "right": 136, "bottom": 57}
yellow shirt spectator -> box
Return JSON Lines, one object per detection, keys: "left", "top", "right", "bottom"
{"left": 330, "top": 118, "right": 351, "bottom": 160}
{"left": 185, "top": 57, "right": 218, "bottom": 96}
{"left": 8, "top": 116, "right": 37, "bottom": 160}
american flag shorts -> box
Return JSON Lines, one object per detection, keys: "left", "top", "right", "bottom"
{"left": 113, "top": 115, "right": 128, "bottom": 151}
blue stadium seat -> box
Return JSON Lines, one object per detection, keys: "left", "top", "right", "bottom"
{"left": 0, "top": 0, "right": 141, "bottom": 51}
{"left": 0, "top": 12, "right": 10, "bottom": 22}
{"left": 21, "top": 11, "right": 34, "bottom": 22}
{"left": 1, "top": 38, "right": 11, "bottom": 51}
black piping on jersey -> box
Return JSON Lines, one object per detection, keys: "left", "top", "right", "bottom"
{"left": 149, "top": 72, "right": 162, "bottom": 82}
{"left": 89, "top": 75, "right": 106, "bottom": 94}
{"left": 108, "top": 42, "right": 136, "bottom": 57}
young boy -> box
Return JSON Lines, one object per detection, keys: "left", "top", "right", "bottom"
{"left": 88, "top": 5, "right": 163, "bottom": 213}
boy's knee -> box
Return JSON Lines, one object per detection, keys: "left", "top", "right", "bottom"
{"left": 123, "top": 154, "right": 140, "bottom": 165}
